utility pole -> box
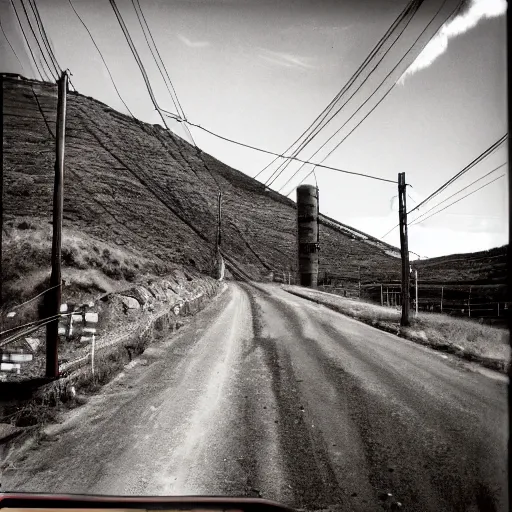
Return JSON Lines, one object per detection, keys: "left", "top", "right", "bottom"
{"left": 0, "top": 75, "right": 3, "bottom": 309}
{"left": 414, "top": 269, "right": 418, "bottom": 318}
{"left": 398, "top": 172, "right": 410, "bottom": 326}
{"left": 216, "top": 191, "right": 222, "bottom": 252}
{"left": 46, "top": 71, "right": 68, "bottom": 379}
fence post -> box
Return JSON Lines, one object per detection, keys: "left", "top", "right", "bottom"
{"left": 468, "top": 286, "right": 472, "bottom": 318}
{"left": 441, "top": 286, "right": 443, "bottom": 313}
{"left": 497, "top": 302, "right": 500, "bottom": 317}
{"left": 380, "top": 284, "right": 383, "bottom": 306}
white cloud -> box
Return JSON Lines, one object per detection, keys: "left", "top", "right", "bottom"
{"left": 177, "top": 34, "right": 211, "bottom": 48}
{"left": 257, "top": 48, "right": 314, "bottom": 69}
{"left": 399, "top": 0, "right": 507, "bottom": 84}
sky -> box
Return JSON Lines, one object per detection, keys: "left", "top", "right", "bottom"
{"left": 0, "top": 0, "right": 508, "bottom": 259}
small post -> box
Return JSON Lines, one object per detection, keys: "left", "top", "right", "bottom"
{"left": 398, "top": 172, "right": 410, "bottom": 326}
{"left": 441, "top": 286, "right": 444, "bottom": 313}
{"left": 358, "top": 266, "right": 361, "bottom": 299}
{"left": 46, "top": 71, "right": 68, "bottom": 379}
{"left": 468, "top": 286, "right": 472, "bottom": 317}
{"left": 386, "top": 287, "right": 389, "bottom": 307}
{"left": 380, "top": 284, "right": 383, "bottom": 306}
{"left": 91, "top": 333, "right": 96, "bottom": 377}
{"left": 497, "top": 302, "right": 500, "bottom": 317}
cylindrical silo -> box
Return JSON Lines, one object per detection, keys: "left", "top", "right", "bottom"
{"left": 296, "top": 185, "right": 319, "bottom": 287}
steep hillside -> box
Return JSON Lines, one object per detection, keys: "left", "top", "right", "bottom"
{"left": 1, "top": 76, "right": 402, "bottom": 296}
{"left": 414, "top": 246, "right": 508, "bottom": 285}
{"left": 1, "top": 77, "right": 507, "bottom": 303}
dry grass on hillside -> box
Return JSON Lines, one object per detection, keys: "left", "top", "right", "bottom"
{"left": 284, "top": 286, "right": 510, "bottom": 372}
{"left": 1, "top": 217, "right": 174, "bottom": 307}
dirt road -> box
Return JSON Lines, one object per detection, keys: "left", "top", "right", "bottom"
{"left": 2, "top": 283, "right": 508, "bottom": 511}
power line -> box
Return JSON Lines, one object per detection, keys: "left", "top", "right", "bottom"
{"left": 408, "top": 162, "right": 507, "bottom": 225}
{"left": 0, "top": 13, "right": 25, "bottom": 70}
{"left": 7, "top": 282, "right": 62, "bottom": 311}
{"left": 278, "top": 0, "right": 456, "bottom": 194}
{"left": 266, "top": 0, "right": 424, "bottom": 188}
{"left": 109, "top": 0, "right": 172, "bottom": 130}
{"left": 18, "top": 0, "right": 57, "bottom": 81}
{"left": 187, "top": 121, "right": 396, "bottom": 184}
{"left": 408, "top": 134, "right": 508, "bottom": 214}
{"left": 131, "top": 0, "right": 196, "bottom": 146}
{"left": 66, "top": 0, "right": 134, "bottom": 118}
{"left": 9, "top": 0, "right": 45, "bottom": 80}
{"left": 382, "top": 141, "right": 508, "bottom": 238}
{"left": 29, "top": 0, "right": 61, "bottom": 77}
{"left": 257, "top": 0, "right": 422, "bottom": 182}
{"left": 409, "top": 174, "right": 506, "bottom": 226}
{"left": 131, "top": 0, "right": 180, "bottom": 117}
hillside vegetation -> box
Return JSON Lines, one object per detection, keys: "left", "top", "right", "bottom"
{"left": 2, "top": 77, "right": 403, "bottom": 300}
{"left": 1, "top": 77, "right": 507, "bottom": 305}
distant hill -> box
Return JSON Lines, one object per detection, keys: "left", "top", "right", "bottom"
{"left": 413, "top": 246, "right": 508, "bottom": 288}
{"left": 0, "top": 76, "right": 506, "bottom": 303}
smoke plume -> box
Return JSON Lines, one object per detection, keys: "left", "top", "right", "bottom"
{"left": 399, "top": 0, "right": 507, "bottom": 84}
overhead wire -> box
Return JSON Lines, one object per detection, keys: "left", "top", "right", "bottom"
{"left": 186, "top": 121, "right": 396, "bottom": 184}
{"left": 6, "top": 282, "right": 62, "bottom": 312}
{"left": 109, "top": 0, "right": 173, "bottom": 129}
{"left": 28, "top": 0, "right": 62, "bottom": 77}
{"left": 408, "top": 134, "right": 507, "bottom": 214}
{"left": 66, "top": 0, "right": 134, "bottom": 117}
{"left": 277, "top": 0, "right": 457, "bottom": 194}
{"left": 409, "top": 174, "right": 506, "bottom": 226}
{"left": 0, "top": 13, "right": 26, "bottom": 70}
{"left": 131, "top": 0, "right": 196, "bottom": 146}
{"left": 254, "top": 0, "right": 421, "bottom": 181}
{"left": 408, "top": 162, "right": 507, "bottom": 225}
{"left": 131, "top": 0, "right": 180, "bottom": 117}
{"left": 266, "top": 0, "right": 424, "bottom": 188}
{"left": 381, "top": 156, "right": 507, "bottom": 239}
{"left": 9, "top": 0, "right": 45, "bottom": 80}
{"left": 18, "top": 0, "right": 57, "bottom": 81}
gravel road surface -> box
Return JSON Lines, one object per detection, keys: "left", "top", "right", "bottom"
{"left": 2, "top": 283, "right": 508, "bottom": 511}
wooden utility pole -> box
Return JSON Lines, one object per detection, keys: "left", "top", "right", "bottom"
{"left": 46, "top": 71, "right": 68, "bottom": 379}
{"left": 398, "top": 172, "right": 410, "bottom": 326}
{"left": 414, "top": 269, "right": 419, "bottom": 317}
{"left": 0, "top": 75, "right": 3, "bottom": 308}
{"left": 216, "top": 191, "right": 222, "bottom": 251}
